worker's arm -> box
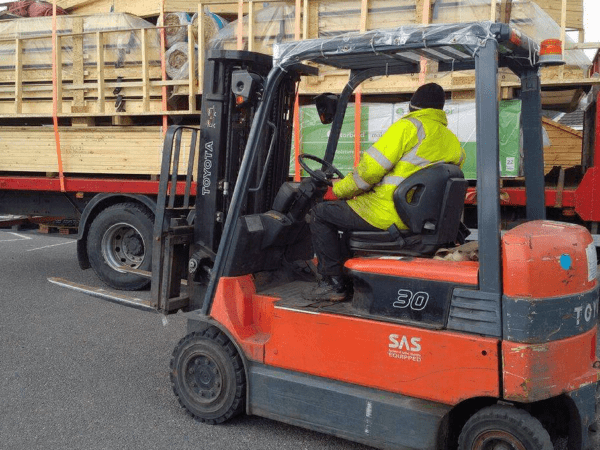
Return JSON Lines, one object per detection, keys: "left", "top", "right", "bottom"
{"left": 333, "top": 120, "right": 417, "bottom": 199}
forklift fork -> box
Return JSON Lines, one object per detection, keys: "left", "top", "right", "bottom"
{"left": 150, "top": 125, "right": 199, "bottom": 313}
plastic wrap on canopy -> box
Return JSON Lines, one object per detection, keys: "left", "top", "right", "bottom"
{"left": 272, "top": 21, "right": 538, "bottom": 71}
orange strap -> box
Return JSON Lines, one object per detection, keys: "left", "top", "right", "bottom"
{"left": 354, "top": 92, "right": 362, "bottom": 167}
{"left": 293, "top": 94, "right": 301, "bottom": 181}
{"left": 52, "top": 0, "right": 65, "bottom": 192}
{"left": 160, "top": 0, "right": 168, "bottom": 135}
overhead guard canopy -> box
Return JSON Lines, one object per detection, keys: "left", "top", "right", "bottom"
{"left": 273, "top": 22, "right": 539, "bottom": 75}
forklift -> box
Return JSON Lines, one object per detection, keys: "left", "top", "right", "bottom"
{"left": 52, "top": 22, "right": 600, "bottom": 450}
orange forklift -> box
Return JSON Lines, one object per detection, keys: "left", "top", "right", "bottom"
{"left": 54, "top": 22, "right": 600, "bottom": 449}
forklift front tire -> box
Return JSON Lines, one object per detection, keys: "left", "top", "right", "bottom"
{"left": 170, "top": 328, "right": 246, "bottom": 424}
{"left": 458, "top": 405, "right": 553, "bottom": 450}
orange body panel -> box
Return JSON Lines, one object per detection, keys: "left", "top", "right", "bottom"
{"left": 264, "top": 308, "right": 499, "bottom": 405}
{"left": 503, "top": 328, "right": 600, "bottom": 402}
{"left": 209, "top": 276, "right": 277, "bottom": 361}
{"left": 345, "top": 258, "right": 479, "bottom": 285}
{"left": 503, "top": 221, "right": 596, "bottom": 298}
{"left": 210, "top": 276, "right": 499, "bottom": 405}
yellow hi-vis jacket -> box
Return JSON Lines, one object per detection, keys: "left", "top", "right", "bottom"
{"left": 332, "top": 108, "right": 465, "bottom": 230}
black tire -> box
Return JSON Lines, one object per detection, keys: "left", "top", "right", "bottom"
{"left": 458, "top": 405, "right": 553, "bottom": 450}
{"left": 86, "top": 202, "right": 154, "bottom": 291}
{"left": 170, "top": 328, "right": 245, "bottom": 424}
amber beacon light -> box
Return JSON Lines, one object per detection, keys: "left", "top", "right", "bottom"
{"left": 539, "top": 38, "right": 565, "bottom": 66}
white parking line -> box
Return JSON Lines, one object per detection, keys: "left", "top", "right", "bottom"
{"left": 0, "top": 232, "right": 33, "bottom": 242}
{"left": 26, "top": 241, "right": 77, "bottom": 252}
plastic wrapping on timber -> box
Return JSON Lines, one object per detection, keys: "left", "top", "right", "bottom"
{"left": 211, "top": 0, "right": 590, "bottom": 69}
{"left": 192, "top": 7, "right": 228, "bottom": 50}
{"left": 0, "top": 13, "right": 161, "bottom": 80}
{"left": 210, "top": 4, "right": 297, "bottom": 53}
{"left": 165, "top": 41, "right": 197, "bottom": 80}
{"left": 164, "top": 12, "right": 190, "bottom": 48}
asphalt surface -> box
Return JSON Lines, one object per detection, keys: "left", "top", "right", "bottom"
{"left": 0, "top": 229, "right": 590, "bottom": 450}
{"left": 1, "top": 229, "right": 371, "bottom": 450}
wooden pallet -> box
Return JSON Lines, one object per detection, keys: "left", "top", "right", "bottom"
{"left": 37, "top": 223, "right": 77, "bottom": 234}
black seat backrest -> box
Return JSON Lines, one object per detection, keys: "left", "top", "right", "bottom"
{"left": 394, "top": 163, "right": 467, "bottom": 244}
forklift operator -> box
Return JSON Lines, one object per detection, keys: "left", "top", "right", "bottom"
{"left": 309, "top": 83, "right": 465, "bottom": 301}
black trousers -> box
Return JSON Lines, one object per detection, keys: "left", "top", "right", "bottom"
{"left": 310, "top": 200, "right": 380, "bottom": 277}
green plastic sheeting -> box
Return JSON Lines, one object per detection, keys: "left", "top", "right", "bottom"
{"left": 293, "top": 100, "right": 522, "bottom": 180}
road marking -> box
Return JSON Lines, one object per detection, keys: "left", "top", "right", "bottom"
{"left": 26, "top": 241, "right": 77, "bottom": 252}
{"left": 0, "top": 232, "right": 33, "bottom": 242}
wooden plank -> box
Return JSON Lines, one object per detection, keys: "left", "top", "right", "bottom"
{"left": 500, "top": 0, "right": 513, "bottom": 23}
{"left": 55, "top": 34, "right": 63, "bottom": 114}
{"left": 248, "top": 0, "right": 255, "bottom": 51}
{"left": 198, "top": 3, "right": 204, "bottom": 94}
{"left": 14, "top": 38, "right": 22, "bottom": 114}
{"left": 96, "top": 31, "right": 105, "bottom": 113}
{"left": 72, "top": 17, "right": 84, "bottom": 107}
{"left": 187, "top": 24, "right": 195, "bottom": 111}
{"left": 0, "top": 98, "right": 197, "bottom": 116}
{"left": 531, "top": 0, "right": 583, "bottom": 30}
{"left": 141, "top": 28, "right": 150, "bottom": 111}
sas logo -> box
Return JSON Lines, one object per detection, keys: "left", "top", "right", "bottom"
{"left": 388, "top": 334, "right": 422, "bottom": 362}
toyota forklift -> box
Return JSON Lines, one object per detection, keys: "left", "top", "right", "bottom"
{"left": 52, "top": 22, "right": 600, "bottom": 450}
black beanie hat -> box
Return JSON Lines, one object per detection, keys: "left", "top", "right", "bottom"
{"left": 409, "top": 83, "right": 445, "bottom": 110}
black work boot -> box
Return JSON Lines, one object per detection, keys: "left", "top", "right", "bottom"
{"left": 305, "top": 275, "right": 347, "bottom": 302}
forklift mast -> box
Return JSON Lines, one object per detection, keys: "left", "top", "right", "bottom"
{"left": 194, "top": 51, "right": 298, "bottom": 255}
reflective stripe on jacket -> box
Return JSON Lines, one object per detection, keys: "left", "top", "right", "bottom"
{"left": 332, "top": 108, "right": 464, "bottom": 230}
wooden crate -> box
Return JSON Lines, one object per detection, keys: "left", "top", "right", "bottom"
{"left": 0, "top": 126, "right": 198, "bottom": 175}
{"left": 0, "top": 13, "right": 200, "bottom": 118}
{"left": 200, "top": 0, "right": 595, "bottom": 100}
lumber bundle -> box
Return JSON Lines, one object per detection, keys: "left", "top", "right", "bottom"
{"left": 542, "top": 117, "right": 583, "bottom": 173}
{"left": 0, "top": 126, "right": 197, "bottom": 175}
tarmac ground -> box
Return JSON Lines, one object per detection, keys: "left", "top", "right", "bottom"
{"left": 0, "top": 228, "right": 590, "bottom": 450}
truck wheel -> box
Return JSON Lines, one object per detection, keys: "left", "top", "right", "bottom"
{"left": 87, "top": 202, "right": 153, "bottom": 291}
{"left": 458, "top": 405, "right": 553, "bottom": 450}
{"left": 170, "top": 328, "right": 245, "bottom": 424}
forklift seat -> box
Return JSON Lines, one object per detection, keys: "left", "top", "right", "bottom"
{"left": 347, "top": 163, "right": 468, "bottom": 256}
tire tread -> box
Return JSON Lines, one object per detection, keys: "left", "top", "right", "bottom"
{"left": 458, "top": 405, "right": 553, "bottom": 450}
{"left": 170, "top": 328, "right": 246, "bottom": 425}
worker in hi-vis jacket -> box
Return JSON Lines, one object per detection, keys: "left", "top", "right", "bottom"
{"left": 309, "top": 83, "right": 465, "bottom": 301}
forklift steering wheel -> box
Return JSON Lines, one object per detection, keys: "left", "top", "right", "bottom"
{"left": 297, "top": 154, "right": 344, "bottom": 187}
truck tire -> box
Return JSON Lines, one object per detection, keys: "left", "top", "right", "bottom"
{"left": 170, "top": 327, "right": 246, "bottom": 424}
{"left": 87, "top": 202, "right": 154, "bottom": 291}
{"left": 458, "top": 405, "right": 553, "bottom": 450}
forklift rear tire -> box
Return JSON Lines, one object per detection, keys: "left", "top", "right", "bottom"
{"left": 170, "top": 328, "right": 246, "bottom": 424}
{"left": 458, "top": 405, "right": 553, "bottom": 450}
{"left": 87, "top": 202, "right": 154, "bottom": 291}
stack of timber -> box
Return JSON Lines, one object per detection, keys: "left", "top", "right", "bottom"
{"left": 0, "top": 125, "right": 197, "bottom": 175}
{"left": 542, "top": 117, "right": 584, "bottom": 174}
